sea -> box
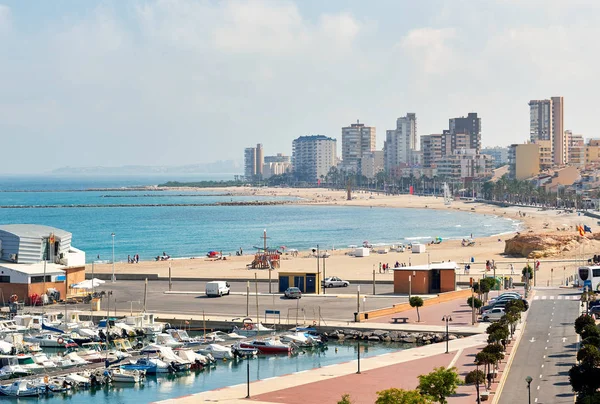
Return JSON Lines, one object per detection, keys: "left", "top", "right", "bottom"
{"left": 0, "top": 175, "right": 520, "bottom": 263}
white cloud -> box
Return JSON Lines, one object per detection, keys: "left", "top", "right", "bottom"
{"left": 399, "top": 28, "right": 457, "bottom": 75}
{"left": 0, "top": 4, "right": 11, "bottom": 34}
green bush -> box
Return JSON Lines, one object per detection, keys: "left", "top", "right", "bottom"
{"left": 575, "top": 315, "right": 596, "bottom": 335}
{"left": 464, "top": 370, "right": 485, "bottom": 385}
{"left": 467, "top": 297, "right": 483, "bottom": 309}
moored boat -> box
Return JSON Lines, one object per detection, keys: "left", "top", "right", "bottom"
{"left": 238, "top": 338, "right": 292, "bottom": 354}
{"left": 121, "top": 357, "right": 171, "bottom": 374}
{"left": 0, "top": 380, "right": 42, "bottom": 397}
{"left": 107, "top": 368, "right": 145, "bottom": 383}
{"left": 232, "top": 318, "right": 274, "bottom": 337}
{"left": 196, "top": 343, "right": 233, "bottom": 359}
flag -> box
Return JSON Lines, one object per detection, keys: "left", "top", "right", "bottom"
{"left": 409, "top": 186, "right": 414, "bottom": 195}
{"left": 578, "top": 225, "right": 585, "bottom": 237}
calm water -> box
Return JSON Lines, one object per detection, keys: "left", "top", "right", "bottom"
{"left": 0, "top": 176, "right": 519, "bottom": 262}
{"left": 35, "top": 341, "right": 407, "bottom": 403}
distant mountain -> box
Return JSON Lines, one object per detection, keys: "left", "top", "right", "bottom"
{"left": 51, "top": 161, "right": 242, "bottom": 175}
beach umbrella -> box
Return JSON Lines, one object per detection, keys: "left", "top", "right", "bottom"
{"left": 71, "top": 278, "right": 105, "bottom": 290}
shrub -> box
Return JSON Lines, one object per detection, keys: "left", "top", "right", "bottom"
{"left": 410, "top": 296, "right": 424, "bottom": 322}
{"left": 467, "top": 297, "right": 483, "bottom": 309}
{"left": 464, "top": 370, "right": 485, "bottom": 385}
{"left": 575, "top": 315, "right": 596, "bottom": 335}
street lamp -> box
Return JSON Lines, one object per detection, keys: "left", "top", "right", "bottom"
{"left": 442, "top": 315, "right": 452, "bottom": 353}
{"left": 525, "top": 376, "right": 532, "bottom": 404}
{"left": 111, "top": 233, "right": 116, "bottom": 283}
{"left": 356, "top": 285, "right": 361, "bottom": 322}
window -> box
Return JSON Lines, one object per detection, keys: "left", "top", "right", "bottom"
{"left": 30, "top": 276, "right": 51, "bottom": 284}
{"left": 0, "top": 276, "right": 9, "bottom": 283}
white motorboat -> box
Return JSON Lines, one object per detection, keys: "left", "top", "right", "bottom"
{"left": 50, "top": 356, "right": 78, "bottom": 369}
{"left": 66, "top": 373, "right": 91, "bottom": 388}
{"left": 238, "top": 337, "right": 292, "bottom": 354}
{"left": 167, "top": 329, "right": 216, "bottom": 346}
{"left": 280, "top": 332, "right": 322, "bottom": 348}
{"left": 31, "top": 376, "right": 70, "bottom": 393}
{"left": 206, "top": 330, "right": 245, "bottom": 340}
{"left": 108, "top": 368, "right": 145, "bottom": 383}
{"left": 16, "top": 354, "right": 45, "bottom": 374}
{"left": 196, "top": 344, "right": 234, "bottom": 360}
{"left": 65, "top": 352, "right": 90, "bottom": 365}
{"left": 232, "top": 319, "right": 274, "bottom": 337}
{"left": 0, "top": 320, "right": 29, "bottom": 334}
{"left": 141, "top": 344, "right": 191, "bottom": 371}
{"left": 156, "top": 333, "right": 184, "bottom": 348}
{"left": 0, "top": 341, "right": 14, "bottom": 355}
{"left": 0, "top": 355, "right": 32, "bottom": 378}
{"left": 175, "top": 349, "right": 214, "bottom": 369}
{"left": 0, "top": 380, "right": 42, "bottom": 397}
{"left": 121, "top": 357, "right": 171, "bottom": 373}
{"left": 124, "top": 313, "right": 165, "bottom": 335}
{"left": 24, "top": 333, "right": 77, "bottom": 348}
{"left": 112, "top": 338, "right": 135, "bottom": 353}
{"left": 31, "top": 353, "right": 58, "bottom": 370}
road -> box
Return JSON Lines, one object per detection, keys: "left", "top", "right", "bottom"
{"left": 497, "top": 288, "right": 580, "bottom": 404}
{"left": 71, "top": 280, "right": 402, "bottom": 323}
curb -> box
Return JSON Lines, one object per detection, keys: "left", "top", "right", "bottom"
{"left": 491, "top": 290, "right": 534, "bottom": 404}
{"left": 163, "top": 291, "right": 412, "bottom": 299}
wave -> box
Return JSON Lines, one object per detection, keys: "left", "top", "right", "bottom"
{"left": 404, "top": 236, "right": 432, "bottom": 240}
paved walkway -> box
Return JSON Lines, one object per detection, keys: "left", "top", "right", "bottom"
{"left": 154, "top": 333, "right": 490, "bottom": 404}
{"left": 365, "top": 295, "right": 485, "bottom": 330}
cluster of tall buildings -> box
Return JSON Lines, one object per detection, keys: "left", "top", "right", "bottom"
{"left": 509, "top": 96, "right": 591, "bottom": 180}
{"left": 243, "top": 95, "right": 598, "bottom": 185}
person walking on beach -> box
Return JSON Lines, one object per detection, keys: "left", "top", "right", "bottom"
{"left": 127, "top": 255, "right": 131, "bottom": 264}
{"left": 379, "top": 262, "right": 382, "bottom": 274}
{"left": 135, "top": 254, "right": 139, "bottom": 263}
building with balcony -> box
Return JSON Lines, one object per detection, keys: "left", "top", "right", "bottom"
{"left": 292, "top": 135, "right": 337, "bottom": 183}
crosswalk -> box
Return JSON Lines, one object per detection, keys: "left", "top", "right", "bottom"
{"left": 533, "top": 295, "right": 580, "bottom": 300}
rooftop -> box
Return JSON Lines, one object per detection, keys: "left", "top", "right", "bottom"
{"left": 0, "top": 224, "right": 70, "bottom": 239}
{"left": 393, "top": 262, "right": 458, "bottom": 271}
{"left": 0, "top": 261, "right": 66, "bottom": 275}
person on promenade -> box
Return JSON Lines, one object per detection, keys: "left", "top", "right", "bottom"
{"left": 379, "top": 262, "right": 382, "bottom": 273}
{"left": 135, "top": 254, "right": 139, "bottom": 263}
{"left": 510, "top": 263, "right": 514, "bottom": 274}
{"left": 127, "top": 255, "right": 131, "bottom": 264}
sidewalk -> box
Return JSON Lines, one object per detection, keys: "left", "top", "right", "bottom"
{"left": 153, "top": 333, "right": 489, "bottom": 404}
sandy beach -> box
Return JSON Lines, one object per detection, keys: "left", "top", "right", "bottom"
{"left": 88, "top": 187, "right": 600, "bottom": 286}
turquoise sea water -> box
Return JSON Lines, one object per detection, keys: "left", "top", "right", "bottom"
{"left": 19, "top": 341, "right": 410, "bottom": 403}
{"left": 0, "top": 175, "right": 519, "bottom": 262}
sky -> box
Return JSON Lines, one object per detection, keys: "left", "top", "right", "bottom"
{"left": 1, "top": 0, "right": 600, "bottom": 174}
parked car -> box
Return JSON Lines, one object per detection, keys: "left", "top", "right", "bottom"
{"left": 590, "top": 305, "right": 600, "bottom": 319}
{"left": 284, "top": 287, "right": 302, "bottom": 299}
{"left": 482, "top": 298, "right": 528, "bottom": 314}
{"left": 482, "top": 308, "right": 505, "bottom": 322}
{"left": 321, "top": 277, "right": 350, "bottom": 288}
{"left": 205, "top": 281, "right": 231, "bottom": 297}
{"left": 489, "top": 293, "right": 522, "bottom": 302}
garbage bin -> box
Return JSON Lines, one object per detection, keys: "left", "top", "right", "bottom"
{"left": 354, "top": 312, "right": 359, "bottom": 322}
{"left": 91, "top": 298, "right": 101, "bottom": 312}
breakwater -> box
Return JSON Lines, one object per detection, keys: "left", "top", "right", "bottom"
{"left": 0, "top": 201, "right": 292, "bottom": 209}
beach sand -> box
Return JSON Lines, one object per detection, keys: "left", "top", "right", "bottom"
{"left": 88, "top": 187, "right": 600, "bottom": 286}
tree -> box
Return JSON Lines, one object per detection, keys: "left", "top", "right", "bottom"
{"left": 375, "top": 388, "right": 433, "bottom": 404}
{"left": 488, "top": 328, "right": 509, "bottom": 344}
{"left": 503, "top": 312, "right": 520, "bottom": 338}
{"left": 581, "top": 324, "right": 600, "bottom": 340}
{"left": 467, "top": 297, "right": 482, "bottom": 309}
{"left": 522, "top": 264, "right": 533, "bottom": 280}
{"left": 410, "top": 296, "right": 424, "bottom": 322}
{"left": 575, "top": 315, "right": 596, "bottom": 335}
{"left": 582, "top": 335, "right": 600, "bottom": 349}
{"left": 577, "top": 345, "right": 600, "bottom": 368}
{"left": 417, "top": 367, "right": 461, "bottom": 404}
{"left": 569, "top": 362, "right": 600, "bottom": 400}
{"left": 505, "top": 299, "right": 525, "bottom": 314}
{"left": 337, "top": 394, "right": 353, "bottom": 404}
{"left": 465, "top": 370, "right": 485, "bottom": 385}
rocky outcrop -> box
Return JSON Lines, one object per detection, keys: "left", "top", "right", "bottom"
{"left": 327, "top": 329, "right": 460, "bottom": 344}
{"left": 504, "top": 233, "right": 600, "bottom": 258}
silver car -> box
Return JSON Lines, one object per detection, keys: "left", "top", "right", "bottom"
{"left": 322, "top": 276, "right": 350, "bottom": 288}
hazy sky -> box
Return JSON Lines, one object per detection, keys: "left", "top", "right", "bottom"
{"left": 1, "top": 0, "right": 599, "bottom": 173}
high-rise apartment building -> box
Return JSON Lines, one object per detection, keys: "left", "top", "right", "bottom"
{"left": 292, "top": 135, "right": 337, "bottom": 183}
{"left": 509, "top": 143, "right": 540, "bottom": 180}
{"left": 361, "top": 150, "right": 385, "bottom": 179}
{"left": 529, "top": 99, "right": 553, "bottom": 144}
{"left": 436, "top": 149, "right": 493, "bottom": 180}
{"left": 449, "top": 112, "right": 481, "bottom": 152}
{"left": 263, "top": 153, "right": 291, "bottom": 179}
{"left": 384, "top": 113, "right": 417, "bottom": 172}
{"left": 341, "top": 120, "right": 375, "bottom": 172}
{"left": 566, "top": 131, "right": 584, "bottom": 167}
{"left": 551, "top": 96, "right": 565, "bottom": 165}
{"left": 529, "top": 97, "right": 565, "bottom": 165}
{"left": 244, "top": 143, "right": 264, "bottom": 179}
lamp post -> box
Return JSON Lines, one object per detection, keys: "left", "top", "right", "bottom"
{"left": 356, "top": 285, "right": 360, "bottom": 322}
{"left": 442, "top": 315, "right": 452, "bottom": 353}
{"left": 525, "top": 376, "right": 532, "bottom": 404}
{"left": 356, "top": 339, "right": 361, "bottom": 374}
{"left": 111, "top": 233, "right": 116, "bottom": 283}
{"left": 245, "top": 355, "right": 251, "bottom": 398}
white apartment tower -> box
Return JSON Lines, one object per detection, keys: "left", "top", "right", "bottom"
{"left": 292, "top": 135, "right": 337, "bottom": 183}
{"left": 341, "top": 120, "right": 376, "bottom": 172}
{"left": 384, "top": 113, "right": 417, "bottom": 172}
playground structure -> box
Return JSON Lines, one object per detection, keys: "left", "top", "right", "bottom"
{"left": 250, "top": 249, "right": 281, "bottom": 269}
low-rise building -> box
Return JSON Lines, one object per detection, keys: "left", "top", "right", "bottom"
{"left": 509, "top": 143, "right": 540, "bottom": 180}
{"left": 360, "top": 150, "right": 384, "bottom": 179}
{"left": 0, "top": 224, "right": 85, "bottom": 304}
{"left": 393, "top": 262, "right": 457, "bottom": 294}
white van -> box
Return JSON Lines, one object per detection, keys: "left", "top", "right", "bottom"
{"left": 205, "top": 281, "right": 231, "bottom": 297}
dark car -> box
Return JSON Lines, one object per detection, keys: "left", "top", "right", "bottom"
{"left": 590, "top": 305, "right": 600, "bottom": 318}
